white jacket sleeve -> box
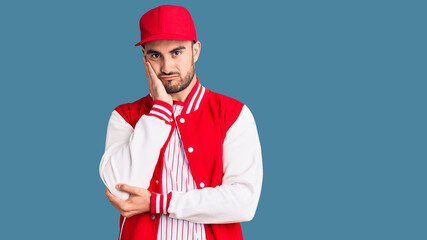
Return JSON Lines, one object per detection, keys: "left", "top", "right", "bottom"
{"left": 99, "top": 101, "right": 173, "bottom": 200}
{"left": 167, "top": 105, "right": 263, "bottom": 223}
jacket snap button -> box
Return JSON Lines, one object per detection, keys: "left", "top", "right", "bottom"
{"left": 180, "top": 118, "right": 185, "bottom": 123}
{"left": 188, "top": 147, "right": 194, "bottom": 153}
{"left": 155, "top": 180, "right": 159, "bottom": 184}
{"left": 200, "top": 182, "right": 205, "bottom": 188}
{"left": 151, "top": 215, "right": 156, "bottom": 220}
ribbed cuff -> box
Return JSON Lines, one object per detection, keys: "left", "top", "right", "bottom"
{"left": 147, "top": 100, "right": 173, "bottom": 123}
{"left": 150, "top": 192, "right": 172, "bottom": 215}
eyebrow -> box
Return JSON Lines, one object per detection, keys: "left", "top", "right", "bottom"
{"left": 146, "top": 46, "right": 186, "bottom": 55}
{"left": 146, "top": 50, "right": 160, "bottom": 55}
{"left": 170, "top": 46, "right": 186, "bottom": 52}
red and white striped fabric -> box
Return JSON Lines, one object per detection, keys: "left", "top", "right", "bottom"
{"left": 151, "top": 103, "right": 207, "bottom": 240}
{"left": 147, "top": 101, "right": 174, "bottom": 123}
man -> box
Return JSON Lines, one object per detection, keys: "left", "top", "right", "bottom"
{"left": 99, "top": 5, "right": 263, "bottom": 240}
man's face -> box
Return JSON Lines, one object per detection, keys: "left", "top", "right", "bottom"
{"left": 142, "top": 39, "right": 200, "bottom": 94}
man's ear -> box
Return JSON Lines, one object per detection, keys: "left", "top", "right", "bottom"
{"left": 193, "top": 41, "right": 201, "bottom": 63}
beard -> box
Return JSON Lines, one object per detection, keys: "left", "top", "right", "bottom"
{"left": 160, "top": 61, "right": 195, "bottom": 94}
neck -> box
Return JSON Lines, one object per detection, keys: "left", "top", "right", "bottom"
{"left": 170, "top": 74, "right": 198, "bottom": 102}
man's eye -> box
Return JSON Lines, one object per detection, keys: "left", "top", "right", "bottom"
{"left": 151, "top": 54, "right": 160, "bottom": 58}
{"left": 173, "top": 51, "right": 181, "bottom": 56}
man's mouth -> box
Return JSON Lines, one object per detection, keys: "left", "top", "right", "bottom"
{"left": 161, "top": 75, "right": 178, "bottom": 80}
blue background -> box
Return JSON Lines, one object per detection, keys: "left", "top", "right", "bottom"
{"left": 1, "top": 0, "right": 426, "bottom": 239}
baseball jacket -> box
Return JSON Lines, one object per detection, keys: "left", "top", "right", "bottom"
{"left": 99, "top": 78, "right": 263, "bottom": 240}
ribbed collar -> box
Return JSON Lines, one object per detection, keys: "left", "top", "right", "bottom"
{"left": 181, "top": 77, "right": 208, "bottom": 115}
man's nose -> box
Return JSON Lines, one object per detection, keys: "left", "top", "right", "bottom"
{"left": 160, "top": 56, "right": 174, "bottom": 74}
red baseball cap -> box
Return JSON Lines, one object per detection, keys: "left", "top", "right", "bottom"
{"left": 135, "top": 5, "right": 197, "bottom": 46}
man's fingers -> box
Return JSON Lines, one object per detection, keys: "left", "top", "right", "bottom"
{"left": 143, "top": 56, "right": 158, "bottom": 93}
{"left": 143, "top": 57, "right": 151, "bottom": 82}
{"left": 142, "top": 57, "right": 172, "bottom": 105}
{"left": 105, "top": 185, "right": 151, "bottom": 216}
{"left": 143, "top": 56, "right": 154, "bottom": 79}
{"left": 106, "top": 188, "right": 123, "bottom": 203}
{"left": 116, "top": 184, "right": 142, "bottom": 195}
{"left": 106, "top": 188, "right": 131, "bottom": 213}
{"left": 145, "top": 60, "right": 159, "bottom": 82}
{"left": 105, "top": 188, "right": 127, "bottom": 212}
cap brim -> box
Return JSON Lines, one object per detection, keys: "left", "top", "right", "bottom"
{"left": 134, "top": 33, "right": 196, "bottom": 46}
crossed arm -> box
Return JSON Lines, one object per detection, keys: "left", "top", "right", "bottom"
{"left": 105, "top": 184, "right": 151, "bottom": 218}
{"left": 100, "top": 57, "right": 172, "bottom": 217}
